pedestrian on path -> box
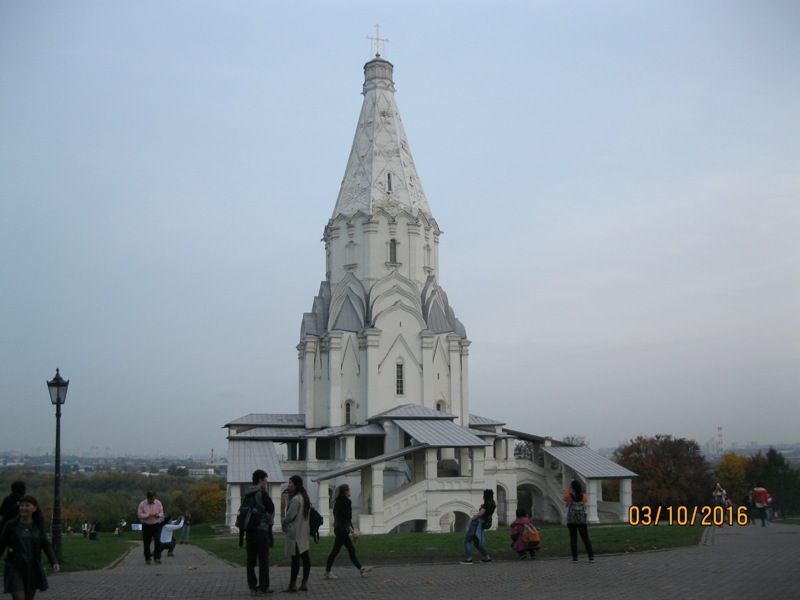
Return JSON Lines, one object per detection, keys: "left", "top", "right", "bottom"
{"left": 137, "top": 491, "right": 164, "bottom": 565}
{"left": 324, "top": 484, "right": 370, "bottom": 579}
{"left": 0, "top": 494, "right": 60, "bottom": 600}
{"left": 563, "top": 480, "right": 594, "bottom": 562}
{"left": 460, "top": 488, "right": 495, "bottom": 565}
{"left": 282, "top": 475, "right": 311, "bottom": 593}
{"left": 752, "top": 483, "right": 770, "bottom": 527}
{"left": 239, "top": 470, "right": 274, "bottom": 596}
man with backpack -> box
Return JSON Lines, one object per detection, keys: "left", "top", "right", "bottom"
{"left": 238, "top": 469, "right": 275, "bottom": 595}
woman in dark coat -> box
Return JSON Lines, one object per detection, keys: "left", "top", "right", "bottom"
{"left": 324, "top": 484, "right": 370, "bottom": 579}
{"left": 0, "top": 495, "right": 60, "bottom": 600}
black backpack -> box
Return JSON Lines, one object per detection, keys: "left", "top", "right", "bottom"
{"left": 236, "top": 492, "right": 267, "bottom": 532}
{"left": 309, "top": 507, "right": 323, "bottom": 543}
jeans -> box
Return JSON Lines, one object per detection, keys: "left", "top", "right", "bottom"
{"left": 325, "top": 528, "right": 362, "bottom": 571}
{"left": 567, "top": 523, "right": 594, "bottom": 560}
{"left": 246, "top": 529, "right": 270, "bottom": 591}
{"left": 463, "top": 520, "right": 488, "bottom": 559}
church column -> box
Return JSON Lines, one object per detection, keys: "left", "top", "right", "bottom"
{"left": 269, "top": 483, "right": 282, "bottom": 522}
{"left": 364, "top": 329, "right": 381, "bottom": 415}
{"left": 425, "top": 447, "right": 437, "bottom": 480}
{"left": 471, "top": 447, "right": 485, "bottom": 481}
{"left": 421, "top": 332, "right": 434, "bottom": 408}
{"left": 620, "top": 478, "right": 632, "bottom": 521}
{"left": 460, "top": 340, "right": 471, "bottom": 426}
{"left": 587, "top": 479, "right": 599, "bottom": 523}
{"left": 458, "top": 448, "right": 470, "bottom": 476}
{"left": 370, "top": 463, "right": 385, "bottom": 531}
{"left": 317, "top": 479, "right": 331, "bottom": 537}
{"left": 407, "top": 221, "right": 420, "bottom": 282}
{"left": 448, "top": 334, "right": 464, "bottom": 425}
{"left": 345, "top": 436, "right": 356, "bottom": 461}
{"left": 228, "top": 484, "right": 241, "bottom": 531}
{"left": 327, "top": 332, "right": 344, "bottom": 426}
{"left": 433, "top": 231, "right": 440, "bottom": 278}
{"left": 306, "top": 437, "right": 317, "bottom": 462}
{"left": 300, "top": 339, "right": 317, "bottom": 427}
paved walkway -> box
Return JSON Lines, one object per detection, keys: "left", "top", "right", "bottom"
{"left": 50, "top": 522, "right": 799, "bottom": 599}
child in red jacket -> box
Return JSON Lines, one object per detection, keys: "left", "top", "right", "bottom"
{"left": 510, "top": 508, "right": 540, "bottom": 559}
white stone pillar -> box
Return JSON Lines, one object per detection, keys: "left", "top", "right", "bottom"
{"left": 317, "top": 479, "right": 330, "bottom": 536}
{"left": 306, "top": 437, "right": 317, "bottom": 462}
{"left": 425, "top": 447, "right": 437, "bottom": 480}
{"left": 269, "top": 483, "right": 282, "bottom": 522}
{"left": 587, "top": 479, "right": 599, "bottom": 523}
{"left": 620, "top": 478, "right": 633, "bottom": 521}
{"left": 421, "top": 332, "right": 434, "bottom": 407}
{"left": 345, "top": 436, "right": 356, "bottom": 461}
{"left": 301, "top": 339, "right": 317, "bottom": 426}
{"left": 459, "top": 448, "right": 470, "bottom": 476}
{"left": 328, "top": 333, "right": 344, "bottom": 426}
{"left": 227, "top": 483, "right": 241, "bottom": 531}
{"left": 460, "top": 340, "right": 471, "bottom": 425}
{"left": 371, "top": 463, "right": 385, "bottom": 531}
{"left": 448, "top": 335, "right": 464, "bottom": 425}
{"left": 472, "top": 447, "right": 485, "bottom": 481}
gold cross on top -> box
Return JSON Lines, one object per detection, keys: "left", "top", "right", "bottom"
{"left": 366, "top": 24, "right": 389, "bottom": 57}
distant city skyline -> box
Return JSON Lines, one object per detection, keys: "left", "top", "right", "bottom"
{"left": 2, "top": 2, "right": 798, "bottom": 456}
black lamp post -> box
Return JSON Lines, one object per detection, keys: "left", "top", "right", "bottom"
{"left": 47, "top": 368, "right": 68, "bottom": 563}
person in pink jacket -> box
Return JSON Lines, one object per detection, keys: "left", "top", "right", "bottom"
{"left": 510, "top": 508, "right": 539, "bottom": 559}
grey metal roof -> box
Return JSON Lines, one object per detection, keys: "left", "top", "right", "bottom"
{"left": 227, "top": 440, "right": 286, "bottom": 484}
{"left": 311, "top": 446, "right": 427, "bottom": 482}
{"left": 543, "top": 446, "right": 637, "bottom": 479}
{"left": 394, "top": 420, "right": 489, "bottom": 448}
{"left": 303, "top": 423, "right": 386, "bottom": 438}
{"left": 469, "top": 414, "right": 506, "bottom": 427}
{"left": 229, "top": 427, "right": 310, "bottom": 440}
{"left": 466, "top": 428, "right": 501, "bottom": 437}
{"left": 368, "top": 403, "right": 455, "bottom": 421}
{"left": 348, "top": 423, "right": 386, "bottom": 436}
{"left": 503, "top": 428, "right": 570, "bottom": 446}
{"left": 224, "top": 413, "right": 306, "bottom": 428}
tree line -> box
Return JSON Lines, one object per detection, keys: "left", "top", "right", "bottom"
{"left": 614, "top": 435, "right": 800, "bottom": 515}
{"left": 0, "top": 468, "right": 226, "bottom": 531}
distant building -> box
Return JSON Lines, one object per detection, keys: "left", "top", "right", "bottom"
{"left": 225, "top": 53, "right": 636, "bottom": 534}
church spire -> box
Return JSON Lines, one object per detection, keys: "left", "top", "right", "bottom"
{"left": 332, "top": 53, "right": 432, "bottom": 220}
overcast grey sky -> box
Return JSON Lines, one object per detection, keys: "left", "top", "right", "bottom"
{"left": 1, "top": 1, "right": 798, "bottom": 457}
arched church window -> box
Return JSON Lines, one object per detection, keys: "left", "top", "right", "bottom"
{"left": 387, "top": 172, "right": 393, "bottom": 192}
{"left": 395, "top": 362, "right": 404, "bottom": 395}
{"left": 389, "top": 238, "right": 397, "bottom": 264}
{"left": 345, "top": 401, "right": 353, "bottom": 425}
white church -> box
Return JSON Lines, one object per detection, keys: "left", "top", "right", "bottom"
{"left": 225, "top": 51, "right": 635, "bottom": 535}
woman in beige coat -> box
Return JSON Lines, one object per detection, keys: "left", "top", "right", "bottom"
{"left": 283, "top": 475, "right": 311, "bottom": 592}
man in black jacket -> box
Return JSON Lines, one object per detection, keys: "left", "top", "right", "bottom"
{"left": 240, "top": 469, "right": 275, "bottom": 595}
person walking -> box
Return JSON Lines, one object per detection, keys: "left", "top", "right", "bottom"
{"left": 752, "top": 482, "right": 770, "bottom": 527}
{"left": 239, "top": 470, "right": 274, "bottom": 596}
{"left": 0, "top": 494, "right": 60, "bottom": 600}
{"left": 0, "top": 482, "right": 25, "bottom": 531}
{"left": 137, "top": 491, "right": 164, "bottom": 564}
{"left": 563, "top": 479, "right": 594, "bottom": 562}
{"left": 460, "top": 488, "right": 495, "bottom": 565}
{"left": 324, "top": 484, "right": 370, "bottom": 579}
{"left": 282, "top": 476, "right": 311, "bottom": 593}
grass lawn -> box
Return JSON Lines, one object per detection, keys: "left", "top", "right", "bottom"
{"left": 59, "top": 532, "right": 138, "bottom": 572}
{"left": 190, "top": 522, "right": 703, "bottom": 567}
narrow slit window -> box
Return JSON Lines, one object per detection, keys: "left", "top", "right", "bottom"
{"left": 387, "top": 173, "right": 392, "bottom": 192}
{"left": 396, "top": 363, "right": 404, "bottom": 395}
{"left": 345, "top": 402, "right": 352, "bottom": 425}
{"left": 389, "top": 238, "right": 397, "bottom": 263}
